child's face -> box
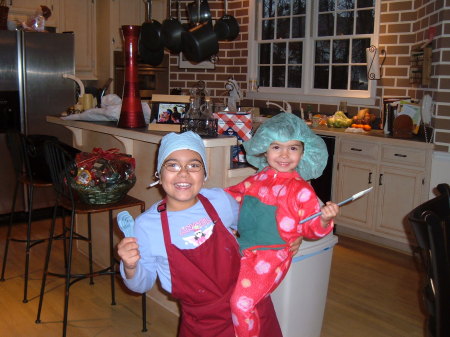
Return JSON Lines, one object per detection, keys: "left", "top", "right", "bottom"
{"left": 160, "top": 149, "right": 205, "bottom": 211}
{"left": 265, "top": 140, "right": 303, "bottom": 173}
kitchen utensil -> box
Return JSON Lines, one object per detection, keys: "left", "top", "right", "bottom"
{"left": 182, "top": 0, "right": 218, "bottom": 63}
{"left": 187, "top": 0, "right": 211, "bottom": 25}
{"left": 139, "top": 41, "right": 164, "bottom": 66}
{"left": 117, "top": 211, "right": 135, "bottom": 237}
{"left": 140, "top": 0, "right": 163, "bottom": 51}
{"left": 161, "top": 0, "right": 185, "bottom": 53}
{"left": 299, "top": 187, "right": 373, "bottom": 224}
{"left": 214, "top": 0, "right": 240, "bottom": 41}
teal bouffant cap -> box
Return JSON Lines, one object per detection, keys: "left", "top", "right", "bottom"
{"left": 243, "top": 112, "right": 328, "bottom": 180}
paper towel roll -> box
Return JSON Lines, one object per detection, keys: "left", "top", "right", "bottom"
{"left": 366, "top": 46, "right": 380, "bottom": 80}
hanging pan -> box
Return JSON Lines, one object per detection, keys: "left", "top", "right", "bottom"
{"left": 182, "top": 0, "right": 218, "bottom": 63}
{"left": 161, "top": 0, "right": 185, "bottom": 53}
{"left": 214, "top": 0, "right": 240, "bottom": 41}
{"left": 187, "top": 0, "right": 211, "bottom": 25}
{"left": 140, "top": 0, "right": 163, "bottom": 51}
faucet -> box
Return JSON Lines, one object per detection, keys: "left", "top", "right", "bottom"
{"left": 266, "top": 100, "right": 292, "bottom": 113}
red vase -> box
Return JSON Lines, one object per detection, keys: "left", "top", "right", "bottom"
{"left": 118, "top": 25, "right": 146, "bottom": 128}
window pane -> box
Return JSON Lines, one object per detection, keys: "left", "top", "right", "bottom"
{"left": 272, "top": 66, "right": 286, "bottom": 87}
{"left": 259, "top": 66, "right": 271, "bottom": 86}
{"left": 356, "top": 9, "right": 374, "bottom": 34}
{"left": 292, "top": 16, "right": 305, "bottom": 38}
{"left": 314, "top": 66, "right": 329, "bottom": 88}
{"left": 288, "top": 66, "right": 302, "bottom": 87}
{"left": 350, "top": 65, "right": 368, "bottom": 90}
{"left": 277, "top": 18, "right": 291, "bottom": 39}
{"left": 357, "top": 0, "right": 374, "bottom": 8}
{"left": 260, "top": 43, "right": 271, "bottom": 64}
{"left": 336, "top": 11, "right": 354, "bottom": 35}
{"left": 331, "top": 65, "right": 348, "bottom": 89}
{"left": 261, "top": 19, "right": 275, "bottom": 40}
{"left": 319, "top": 0, "right": 335, "bottom": 12}
{"left": 337, "top": 0, "right": 354, "bottom": 10}
{"left": 288, "top": 41, "right": 302, "bottom": 64}
{"left": 318, "top": 13, "right": 334, "bottom": 36}
{"left": 262, "top": 0, "right": 275, "bottom": 18}
{"left": 277, "top": 0, "right": 290, "bottom": 16}
{"left": 352, "top": 38, "right": 371, "bottom": 62}
{"left": 293, "top": 0, "right": 306, "bottom": 15}
{"left": 315, "top": 40, "right": 330, "bottom": 63}
{"left": 333, "top": 40, "right": 349, "bottom": 63}
{"left": 273, "top": 43, "right": 287, "bottom": 64}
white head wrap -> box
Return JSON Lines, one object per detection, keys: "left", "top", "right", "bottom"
{"left": 149, "top": 131, "right": 207, "bottom": 187}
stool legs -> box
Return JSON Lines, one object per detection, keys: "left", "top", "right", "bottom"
{"left": 36, "top": 203, "right": 58, "bottom": 324}
{"left": 23, "top": 184, "right": 34, "bottom": 303}
{"left": 0, "top": 180, "right": 19, "bottom": 282}
{"left": 109, "top": 210, "right": 116, "bottom": 305}
{"left": 87, "top": 214, "right": 94, "bottom": 285}
{"left": 142, "top": 293, "right": 147, "bottom": 332}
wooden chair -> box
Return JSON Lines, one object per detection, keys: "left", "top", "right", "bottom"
{"left": 408, "top": 183, "right": 450, "bottom": 337}
{"left": 34, "top": 140, "right": 146, "bottom": 337}
{"left": 1, "top": 132, "right": 54, "bottom": 303}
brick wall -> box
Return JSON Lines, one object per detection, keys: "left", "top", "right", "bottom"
{"left": 168, "top": 0, "right": 450, "bottom": 152}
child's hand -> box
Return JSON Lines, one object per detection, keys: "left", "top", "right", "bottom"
{"left": 117, "top": 237, "right": 141, "bottom": 279}
{"left": 289, "top": 236, "right": 303, "bottom": 255}
{"left": 320, "top": 201, "right": 339, "bottom": 228}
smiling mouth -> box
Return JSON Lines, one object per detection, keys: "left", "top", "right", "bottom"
{"left": 174, "top": 182, "right": 191, "bottom": 189}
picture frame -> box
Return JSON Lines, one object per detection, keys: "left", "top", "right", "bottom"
{"left": 148, "top": 94, "right": 191, "bottom": 132}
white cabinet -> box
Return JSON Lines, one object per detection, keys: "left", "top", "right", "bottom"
{"left": 58, "top": 0, "right": 96, "bottom": 80}
{"left": 7, "top": 0, "right": 59, "bottom": 28}
{"left": 333, "top": 137, "right": 433, "bottom": 251}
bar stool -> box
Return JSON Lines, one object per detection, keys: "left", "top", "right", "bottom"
{"left": 35, "top": 141, "right": 146, "bottom": 337}
{"left": 1, "top": 132, "right": 54, "bottom": 303}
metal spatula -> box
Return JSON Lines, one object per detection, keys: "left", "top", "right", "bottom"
{"left": 300, "top": 187, "right": 373, "bottom": 224}
{"left": 117, "top": 211, "right": 135, "bottom": 237}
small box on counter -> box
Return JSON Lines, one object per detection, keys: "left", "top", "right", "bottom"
{"left": 213, "top": 112, "right": 252, "bottom": 141}
{"left": 213, "top": 112, "right": 252, "bottom": 163}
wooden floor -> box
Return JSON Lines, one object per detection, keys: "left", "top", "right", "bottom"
{"left": 0, "top": 219, "right": 426, "bottom": 337}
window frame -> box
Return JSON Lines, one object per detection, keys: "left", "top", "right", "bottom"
{"left": 246, "top": 0, "right": 381, "bottom": 106}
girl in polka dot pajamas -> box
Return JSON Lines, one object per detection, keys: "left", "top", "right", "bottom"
{"left": 225, "top": 112, "right": 339, "bottom": 337}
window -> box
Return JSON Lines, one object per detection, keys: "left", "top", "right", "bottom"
{"left": 248, "top": 0, "right": 379, "bottom": 103}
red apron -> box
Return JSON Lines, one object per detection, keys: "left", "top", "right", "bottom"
{"left": 160, "top": 194, "right": 282, "bottom": 337}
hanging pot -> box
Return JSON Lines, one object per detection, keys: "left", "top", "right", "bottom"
{"left": 161, "top": 0, "right": 185, "bottom": 53}
{"left": 214, "top": 0, "right": 240, "bottom": 41}
{"left": 139, "top": 40, "right": 164, "bottom": 66}
{"left": 140, "top": 0, "right": 163, "bottom": 51}
{"left": 187, "top": 0, "right": 211, "bottom": 25}
{"left": 182, "top": 20, "right": 218, "bottom": 63}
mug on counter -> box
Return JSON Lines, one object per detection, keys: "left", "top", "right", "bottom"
{"left": 81, "top": 93, "right": 95, "bottom": 111}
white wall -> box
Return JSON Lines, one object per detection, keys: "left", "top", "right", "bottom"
{"left": 429, "top": 150, "right": 450, "bottom": 198}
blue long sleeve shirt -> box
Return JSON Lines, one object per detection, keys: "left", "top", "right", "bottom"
{"left": 120, "top": 188, "right": 239, "bottom": 294}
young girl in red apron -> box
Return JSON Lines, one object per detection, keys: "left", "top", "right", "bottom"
{"left": 118, "top": 131, "right": 291, "bottom": 336}
{"left": 225, "top": 112, "right": 339, "bottom": 337}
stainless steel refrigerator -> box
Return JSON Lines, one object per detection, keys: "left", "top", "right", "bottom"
{"left": 0, "top": 30, "right": 76, "bottom": 214}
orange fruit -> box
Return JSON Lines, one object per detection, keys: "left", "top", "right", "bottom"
{"left": 363, "top": 124, "right": 372, "bottom": 131}
{"left": 351, "top": 124, "right": 357, "bottom": 128}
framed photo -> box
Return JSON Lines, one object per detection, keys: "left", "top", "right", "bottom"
{"left": 153, "top": 102, "right": 189, "bottom": 124}
{"left": 148, "top": 94, "right": 191, "bottom": 132}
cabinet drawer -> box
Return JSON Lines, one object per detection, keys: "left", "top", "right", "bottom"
{"left": 381, "top": 145, "right": 426, "bottom": 167}
{"left": 339, "top": 139, "right": 379, "bottom": 161}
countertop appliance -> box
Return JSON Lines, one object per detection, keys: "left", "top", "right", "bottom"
{"left": 0, "top": 30, "right": 76, "bottom": 215}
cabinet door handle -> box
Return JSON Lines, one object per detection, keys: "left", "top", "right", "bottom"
{"left": 394, "top": 153, "right": 407, "bottom": 158}
{"left": 350, "top": 147, "right": 362, "bottom": 152}
{"left": 368, "top": 172, "right": 372, "bottom": 184}
{"left": 379, "top": 173, "right": 383, "bottom": 185}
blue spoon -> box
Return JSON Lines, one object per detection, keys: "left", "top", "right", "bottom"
{"left": 117, "top": 211, "right": 135, "bottom": 237}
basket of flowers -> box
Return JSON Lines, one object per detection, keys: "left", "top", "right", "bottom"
{"left": 70, "top": 148, "right": 136, "bottom": 205}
